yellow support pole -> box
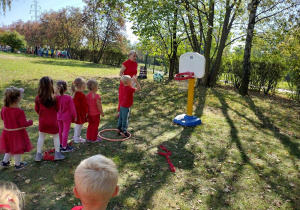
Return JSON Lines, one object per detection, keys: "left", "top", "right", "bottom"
{"left": 186, "top": 78, "right": 195, "bottom": 116}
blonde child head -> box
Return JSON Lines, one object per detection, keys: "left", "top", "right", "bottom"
{"left": 3, "top": 87, "right": 23, "bottom": 107}
{"left": 71, "top": 78, "right": 86, "bottom": 97}
{"left": 0, "top": 181, "right": 24, "bottom": 210}
{"left": 74, "top": 154, "right": 119, "bottom": 203}
{"left": 56, "top": 80, "right": 67, "bottom": 96}
{"left": 121, "top": 75, "right": 132, "bottom": 86}
{"left": 87, "top": 79, "right": 98, "bottom": 91}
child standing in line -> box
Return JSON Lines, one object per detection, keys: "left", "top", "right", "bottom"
{"left": 34, "top": 76, "right": 65, "bottom": 161}
{"left": 86, "top": 79, "right": 104, "bottom": 142}
{"left": 71, "top": 154, "right": 119, "bottom": 210}
{"left": 0, "top": 181, "right": 24, "bottom": 209}
{"left": 56, "top": 80, "right": 77, "bottom": 153}
{"left": 117, "top": 76, "right": 141, "bottom": 137}
{"left": 71, "top": 78, "right": 88, "bottom": 143}
{"left": 0, "top": 87, "right": 33, "bottom": 170}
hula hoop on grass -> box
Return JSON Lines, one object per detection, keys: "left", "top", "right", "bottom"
{"left": 98, "top": 129, "right": 131, "bottom": 142}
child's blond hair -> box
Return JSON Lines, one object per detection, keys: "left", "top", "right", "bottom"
{"left": 0, "top": 181, "right": 24, "bottom": 210}
{"left": 121, "top": 75, "right": 131, "bottom": 86}
{"left": 74, "top": 154, "right": 118, "bottom": 200}
{"left": 87, "top": 79, "right": 98, "bottom": 91}
{"left": 71, "top": 77, "right": 86, "bottom": 97}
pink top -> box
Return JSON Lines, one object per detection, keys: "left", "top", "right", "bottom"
{"left": 121, "top": 86, "right": 136, "bottom": 108}
{"left": 57, "top": 95, "right": 77, "bottom": 122}
{"left": 86, "top": 92, "right": 101, "bottom": 116}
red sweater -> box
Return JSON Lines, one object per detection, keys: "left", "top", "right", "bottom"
{"left": 35, "top": 95, "right": 59, "bottom": 134}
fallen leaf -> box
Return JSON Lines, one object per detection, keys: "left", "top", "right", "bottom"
{"left": 25, "top": 179, "right": 30, "bottom": 184}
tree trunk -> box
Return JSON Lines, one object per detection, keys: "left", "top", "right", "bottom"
{"left": 239, "top": 0, "right": 260, "bottom": 96}
{"left": 168, "top": 2, "right": 178, "bottom": 80}
{"left": 202, "top": 0, "right": 214, "bottom": 86}
{"left": 208, "top": 2, "right": 232, "bottom": 86}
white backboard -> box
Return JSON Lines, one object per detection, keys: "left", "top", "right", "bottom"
{"left": 179, "top": 52, "right": 205, "bottom": 78}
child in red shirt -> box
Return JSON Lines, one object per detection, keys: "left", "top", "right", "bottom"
{"left": 0, "top": 87, "right": 33, "bottom": 170}
{"left": 71, "top": 78, "right": 88, "bottom": 143}
{"left": 117, "top": 76, "right": 141, "bottom": 137}
{"left": 34, "top": 76, "right": 65, "bottom": 161}
{"left": 86, "top": 79, "right": 104, "bottom": 142}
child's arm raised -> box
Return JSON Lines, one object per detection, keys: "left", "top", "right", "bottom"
{"left": 133, "top": 77, "right": 141, "bottom": 92}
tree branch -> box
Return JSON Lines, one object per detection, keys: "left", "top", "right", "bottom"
{"left": 256, "top": 0, "right": 285, "bottom": 17}
{"left": 256, "top": 4, "right": 300, "bottom": 23}
{"left": 225, "top": 34, "right": 246, "bottom": 47}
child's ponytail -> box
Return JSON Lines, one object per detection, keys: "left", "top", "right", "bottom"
{"left": 3, "top": 87, "right": 22, "bottom": 107}
{"left": 71, "top": 82, "right": 76, "bottom": 98}
{"left": 56, "top": 80, "right": 67, "bottom": 96}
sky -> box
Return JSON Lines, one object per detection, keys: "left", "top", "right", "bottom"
{"left": 0, "top": 0, "right": 139, "bottom": 43}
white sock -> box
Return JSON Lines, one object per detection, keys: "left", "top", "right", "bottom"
{"left": 3, "top": 153, "right": 11, "bottom": 162}
{"left": 53, "top": 133, "right": 60, "bottom": 152}
{"left": 37, "top": 132, "right": 46, "bottom": 153}
{"left": 14, "top": 154, "right": 21, "bottom": 166}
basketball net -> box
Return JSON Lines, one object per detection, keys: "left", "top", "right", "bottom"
{"left": 177, "top": 78, "right": 189, "bottom": 93}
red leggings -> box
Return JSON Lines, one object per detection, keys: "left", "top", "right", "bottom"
{"left": 87, "top": 114, "right": 100, "bottom": 141}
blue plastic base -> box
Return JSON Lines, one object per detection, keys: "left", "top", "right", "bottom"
{"left": 173, "top": 114, "right": 201, "bottom": 126}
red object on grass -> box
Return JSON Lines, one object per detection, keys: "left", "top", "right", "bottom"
{"left": 43, "top": 149, "right": 55, "bottom": 161}
{"left": 158, "top": 145, "right": 176, "bottom": 172}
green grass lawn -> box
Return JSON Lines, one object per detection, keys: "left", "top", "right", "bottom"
{"left": 0, "top": 52, "right": 299, "bottom": 210}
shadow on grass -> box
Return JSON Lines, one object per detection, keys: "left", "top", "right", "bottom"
{"left": 245, "top": 97, "right": 300, "bottom": 159}
{"left": 207, "top": 89, "right": 299, "bottom": 209}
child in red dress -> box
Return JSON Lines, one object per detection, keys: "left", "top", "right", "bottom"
{"left": 86, "top": 79, "right": 104, "bottom": 142}
{"left": 34, "top": 76, "right": 65, "bottom": 161}
{"left": 71, "top": 78, "right": 88, "bottom": 143}
{"left": 0, "top": 87, "right": 33, "bottom": 170}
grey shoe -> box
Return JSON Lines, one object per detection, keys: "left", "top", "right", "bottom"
{"left": 35, "top": 152, "right": 42, "bottom": 162}
{"left": 54, "top": 151, "right": 65, "bottom": 160}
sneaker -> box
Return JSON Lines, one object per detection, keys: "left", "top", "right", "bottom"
{"left": 60, "top": 144, "right": 63, "bottom": 150}
{"left": 91, "top": 138, "right": 102, "bottom": 143}
{"left": 74, "top": 137, "right": 86, "bottom": 143}
{"left": 54, "top": 151, "right": 65, "bottom": 160}
{"left": 120, "top": 131, "right": 130, "bottom": 138}
{"left": 0, "top": 161, "right": 10, "bottom": 168}
{"left": 15, "top": 162, "right": 27, "bottom": 170}
{"left": 117, "top": 128, "right": 123, "bottom": 135}
{"left": 35, "top": 152, "right": 43, "bottom": 162}
{"left": 61, "top": 146, "right": 74, "bottom": 153}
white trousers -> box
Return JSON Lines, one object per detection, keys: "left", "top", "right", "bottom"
{"left": 74, "top": 124, "right": 83, "bottom": 140}
{"left": 37, "top": 132, "right": 60, "bottom": 153}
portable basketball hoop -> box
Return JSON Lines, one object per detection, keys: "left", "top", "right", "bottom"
{"left": 173, "top": 52, "right": 205, "bottom": 126}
